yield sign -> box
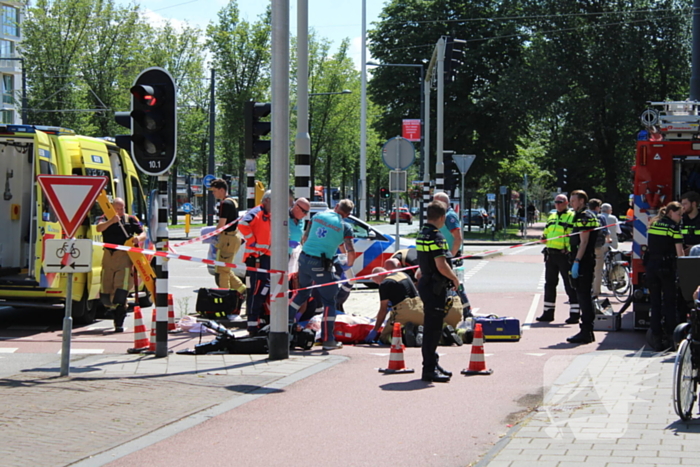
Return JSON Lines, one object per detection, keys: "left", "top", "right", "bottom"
{"left": 37, "top": 175, "right": 108, "bottom": 238}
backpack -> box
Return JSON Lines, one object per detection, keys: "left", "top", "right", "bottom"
{"left": 592, "top": 212, "right": 608, "bottom": 248}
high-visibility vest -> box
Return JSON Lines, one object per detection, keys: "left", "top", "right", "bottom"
{"left": 543, "top": 209, "right": 574, "bottom": 250}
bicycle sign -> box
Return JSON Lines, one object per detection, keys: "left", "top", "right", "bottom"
{"left": 44, "top": 239, "right": 92, "bottom": 273}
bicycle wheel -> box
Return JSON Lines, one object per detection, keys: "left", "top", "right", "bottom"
{"left": 673, "top": 338, "right": 697, "bottom": 421}
{"left": 611, "top": 265, "right": 631, "bottom": 303}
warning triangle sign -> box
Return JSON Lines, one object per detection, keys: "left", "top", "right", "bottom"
{"left": 37, "top": 175, "right": 108, "bottom": 238}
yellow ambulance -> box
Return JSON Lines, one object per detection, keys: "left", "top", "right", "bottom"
{"left": 0, "top": 125, "right": 148, "bottom": 323}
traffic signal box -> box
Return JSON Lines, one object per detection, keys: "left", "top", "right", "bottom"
{"left": 443, "top": 152, "right": 460, "bottom": 195}
{"left": 115, "top": 67, "right": 177, "bottom": 176}
{"left": 244, "top": 101, "right": 272, "bottom": 159}
{"left": 444, "top": 37, "right": 466, "bottom": 81}
{"left": 380, "top": 187, "right": 390, "bottom": 198}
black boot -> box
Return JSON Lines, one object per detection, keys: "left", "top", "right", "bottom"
{"left": 565, "top": 313, "right": 580, "bottom": 325}
{"left": 113, "top": 305, "right": 126, "bottom": 333}
{"left": 536, "top": 309, "right": 555, "bottom": 322}
{"left": 422, "top": 370, "right": 451, "bottom": 383}
{"left": 566, "top": 329, "right": 595, "bottom": 344}
{"left": 435, "top": 353, "right": 452, "bottom": 377}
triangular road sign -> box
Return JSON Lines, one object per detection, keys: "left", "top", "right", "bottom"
{"left": 37, "top": 175, "right": 108, "bottom": 238}
{"left": 453, "top": 154, "right": 476, "bottom": 175}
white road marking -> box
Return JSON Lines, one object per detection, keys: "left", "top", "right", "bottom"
{"left": 537, "top": 268, "right": 546, "bottom": 290}
{"left": 172, "top": 285, "right": 192, "bottom": 289}
{"left": 57, "top": 348, "right": 104, "bottom": 355}
{"left": 462, "top": 260, "right": 488, "bottom": 281}
{"left": 370, "top": 353, "right": 390, "bottom": 357}
{"left": 521, "top": 293, "right": 541, "bottom": 331}
{"left": 0, "top": 347, "right": 18, "bottom": 353}
{"left": 525, "top": 353, "right": 546, "bottom": 357}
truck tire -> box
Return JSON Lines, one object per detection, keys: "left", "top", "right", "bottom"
{"left": 73, "top": 294, "right": 97, "bottom": 324}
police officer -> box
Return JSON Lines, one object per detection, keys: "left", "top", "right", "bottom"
{"left": 537, "top": 194, "right": 579, "bottom": 323}
{"left": 645, "top": 201, "right": 684, "bottom": 351}
{"left": 96, "top": 197, "right": 146, "bottom": 332}
{"left": 210, "top": 178, "right": 246, "bottom": 294}
{"left": 566, "top": 190, "right": 599, "bottom": 344}
{"left": 288, "top": 199, "right": 356, "bottom": 350}
{"left": 238, "top": 190, "right": 272, "bottom": 335}
{"left": 680, "top": 191, "right": 700, "bottom": 254}
{"left": 416, "top": 201, "right": 461, "bottom": 383}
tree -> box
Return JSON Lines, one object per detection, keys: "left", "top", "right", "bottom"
{"left": 206, "top": 1, "right": 271, "bottom": 202}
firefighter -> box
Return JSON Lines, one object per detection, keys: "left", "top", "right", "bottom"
{"left": 365, "top": 267, "right": 423, "bottom": 344}
{"left": 238, "top": 190, "right": 272, "bottom": 335}
{"left": 566, "top": 190, "right": 599, "bottom": 344}
{"left": 680, "top": 191, "right": 700, "bottom": 254}
{"left": 645, "top": 201, "right": 684, "bottom": 351}
{"left": 387, "top": 248, "right": 419, "bottom": 282}
{"left": 416, "top": 201, "right": 461, "bottom": 382}
{"left": 96, "top": 198, "right": 146, "bottom": 332}
{"left": 210, "top": 178, "right": 245, "bottom": 294}
{"left": 537, "top": 194, "right": 579, "bottom": 324}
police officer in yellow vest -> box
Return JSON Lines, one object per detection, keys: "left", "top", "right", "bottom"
{"left": 537, "top": 193, "right": 579, "bottom": 323}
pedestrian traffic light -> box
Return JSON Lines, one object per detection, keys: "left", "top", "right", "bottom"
{"left": 443, "top": 37, "right": 466, "bottom": 81}
{"left": 380, "top": 187, "right": 389, "bottom": 198}
{"left": 114, "top": 67, "right": 177, "bottom": 176}
{"left": 244, "top": 101, "right": 271, "bottom": 159}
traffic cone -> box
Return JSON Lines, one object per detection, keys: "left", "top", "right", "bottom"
{"left": 167, "top": 294, "right": 177, "bottom": 332}
{"left": 148, "top": 309, "right": 156, "bottom": 352}
{"left": 461, "top": 323, "right": 493, "bottom": 376}
{"left": 378, "top": 322, "right": 414, "bottom": 374}
{"left": 126, "top": 306, "right": 150, "bottom": 354}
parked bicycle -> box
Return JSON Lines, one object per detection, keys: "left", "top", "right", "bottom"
{"left": 602, "top": 248, "right": 631, "bottom": 303}
{"left": 672, "top": 256, "right": 700, "bottom": 420}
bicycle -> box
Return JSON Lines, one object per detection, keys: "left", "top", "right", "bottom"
{"left": 672, "top": 256, "right": 700, "bottom": 420}
{"left": 56, "top": 242, "right": 80, "bottom": 259}
{"left": 602, "top": 248, "right": 631, "bottom": 303}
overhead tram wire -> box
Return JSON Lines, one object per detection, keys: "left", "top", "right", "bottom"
{"left": 381, "top": 12, "right": 688, "bottom": 53}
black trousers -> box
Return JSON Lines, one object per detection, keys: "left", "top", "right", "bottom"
{"left": 544, "top": 251, "right": 578, "bottom": 311}
{"left": 571, "top": 257, "right": 595, "bottom": 331}
{"left": 647, "top": 258, "right": 677, "bottom": 337}
{"left": 418, "top": 282, "right": 446, "bottom": 375}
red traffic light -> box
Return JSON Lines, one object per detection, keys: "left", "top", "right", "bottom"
{"left": 131, "top": 85, "right": 160, "bottom": 107}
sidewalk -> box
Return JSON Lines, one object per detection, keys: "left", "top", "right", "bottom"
{"left": 478, "top": 349, "right": 700, "bottom": 466}
{"left": 0, "top": 352, "right": 343, "bottom": 467}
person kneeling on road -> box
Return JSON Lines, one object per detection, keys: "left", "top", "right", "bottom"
{"left": 365, "top": 267, "right": 424, "bottom": 345}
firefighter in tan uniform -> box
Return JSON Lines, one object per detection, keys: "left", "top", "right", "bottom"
{"left": 210, "top": 178, "right": 246, "bottom": 293}
{"left": 96, "top": 198, "right": 146, "bottom": 332}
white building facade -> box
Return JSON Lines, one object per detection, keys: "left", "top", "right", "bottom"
{"left": 0, "top": 1, "right": 22, "bottom": 124}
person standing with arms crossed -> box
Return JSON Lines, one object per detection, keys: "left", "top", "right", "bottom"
{"left": 537, "top": 193, "right": 579, "bottom": 324}
{"left": 566, "top": 190, "right": 599, "bottom": 344}
{"left": 210, "top": 178, "right": 246, "bottom": 295}
{"left": 416, "top": 201, "right": 461, "bottom": 382}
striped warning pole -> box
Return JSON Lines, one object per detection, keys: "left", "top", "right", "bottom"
{"left": 154, "top": 175, "right": 169, "bottom": 357}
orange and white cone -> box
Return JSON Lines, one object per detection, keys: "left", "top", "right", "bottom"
{"left": 167, "top": 294, "right": 176, "bottom": 332}
{"left": 148, "top": 309, "right": 156, "bottom": 352}
{"left": 461, "top": 323, "right": 493, "bottom": 375}
{"left": 378, "top": 322, "right": 414, "bottom": 374}
{"left": 126, "top": 306, "right": 149, "bottom": 354}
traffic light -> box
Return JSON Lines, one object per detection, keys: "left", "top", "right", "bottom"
{"left": 115, "top": 67, "right": 177, "bottom": 176}
{"left": 556, "top": 168, "right": 568, "bottom": 191}
{"left": 244, "top": 101, "right": 271, "bottom": 159}
{"left": 443, "top": 37, "right": 466, "bottom": 81}
{"left": 443, "top": 151, "right": 460, "bottom": 196}
{"left": 380, "top": 187, "right": 389, "bottom": 198}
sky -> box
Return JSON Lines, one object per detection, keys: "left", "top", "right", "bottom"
{"left": 122, "top": 0, "right": 387, "bottom": 68}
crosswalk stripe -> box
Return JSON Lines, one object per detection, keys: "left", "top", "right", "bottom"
{"left": 0, "top": 347, "right": 18, "bottom": 353}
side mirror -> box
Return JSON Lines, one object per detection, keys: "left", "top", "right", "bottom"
{"left": 368, "top": 230, "right": 377, "bottom": 239}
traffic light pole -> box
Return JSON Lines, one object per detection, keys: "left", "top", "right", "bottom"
{"left": 269, "top": 0, "right": 290, "bottom": 360}
{"left": 294, "top": 0, "right": 311, "bottom": 203}
{"left": 155, "top": 175, "right": 170, "bottom": 358}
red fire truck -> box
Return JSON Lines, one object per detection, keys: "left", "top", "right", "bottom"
{"left": 632, "top": 101, "right": 700, "bottom": 328}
